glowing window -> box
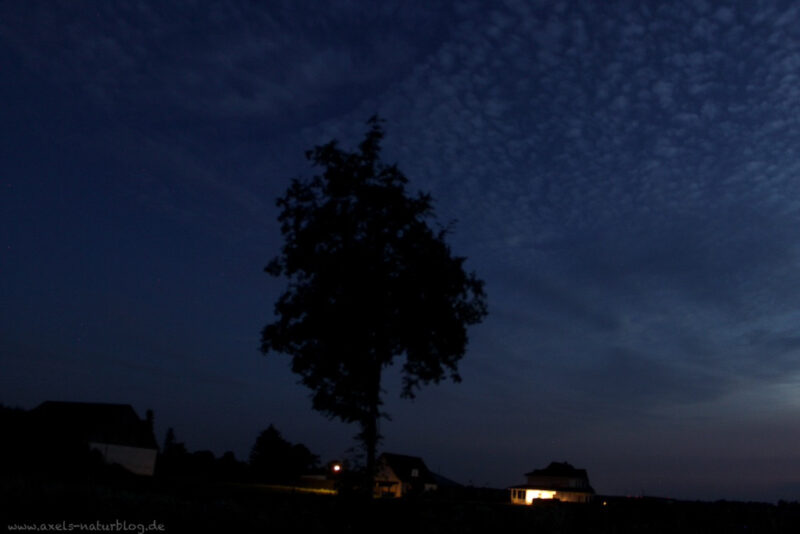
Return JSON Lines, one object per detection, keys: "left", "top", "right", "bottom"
{"left": 525, "top": 489, "right": 556, "bottom": 503}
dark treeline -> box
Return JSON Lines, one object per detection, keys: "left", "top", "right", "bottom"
{"left": 157, "top": 423, "right": 319, "bottom": 483}
{"left": 0, "top": 404, "right": 320, "bottom": 484}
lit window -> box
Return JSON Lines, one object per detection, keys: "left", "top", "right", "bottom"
{"left": 525, "top": 489, "right": 556, "bottom": 503}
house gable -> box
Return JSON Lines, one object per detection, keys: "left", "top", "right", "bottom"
{"left": 511, "top": 461, "right": 595, "bottom": 504}
{"left": 375, "top": 453, "right": 438, "bottom": 497}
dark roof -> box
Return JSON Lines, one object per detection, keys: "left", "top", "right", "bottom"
{"left": 525, "top": 461, "right": 589, "bottom": 479}
{"left": 379, "top": 453, "right": 437, "bottom": 485}
{"left": 32, "top": 401, "right": 158, "bottom": 449}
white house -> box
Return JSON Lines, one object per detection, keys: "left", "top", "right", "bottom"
{"left": 509, "top": 461, "right": 595, "bottom": 504}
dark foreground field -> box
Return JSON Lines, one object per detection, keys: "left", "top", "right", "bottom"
{"left": 3, "top": 476, "right": 800, "bottom": 534}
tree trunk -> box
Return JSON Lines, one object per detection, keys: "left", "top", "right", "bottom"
{"left": 361, "top": 362, "right": 382, "bottom": 499}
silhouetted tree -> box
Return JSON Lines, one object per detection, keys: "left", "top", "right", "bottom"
{"left": 155, "top": 427, "right": 250, "bottom": 481}
{"left": 145, "top": 409, "right": 154, "bottom": 434}
{"left": 261, "top": 116, "right": 487, "bottom": 488}
{"left": 191, "top": 450, "right": 216, "bottom": 478}
{"left": 163, "top": 427, "right": 176, "bottom": 452}
{"left": 157, "top": 426, "right": 190, "bottom": 477}
{"left": 216, "top": 451, "right": 250, "bottom": 482}
{"left": 249, "top": 424, "right": 318, "bottom": 483}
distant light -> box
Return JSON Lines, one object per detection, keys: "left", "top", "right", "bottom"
{"left": 332, "top": 463, "right": 342, "bottom": 473}
{"left": 603, "top": 501, "right": 608, "bottom": 506}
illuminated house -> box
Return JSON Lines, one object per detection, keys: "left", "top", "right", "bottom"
{"left": 509, "top": 461, "right": 594, "bottom": 504}
{"left": 32, "top": 401, "right": 158, "bottom": 476}
{"left": 374, "top": 453, "right": 438, "bottom": 498}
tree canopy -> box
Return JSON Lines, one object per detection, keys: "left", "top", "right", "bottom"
{"left": 261, "top": 116, "right": 487, "bottom": 482}
{"left": 249, "top": 424, "right": 319, "bottom": 483}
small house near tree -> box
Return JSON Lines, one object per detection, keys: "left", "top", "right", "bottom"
{"left": 374, "top": 453, "right": 438, "bottom": 497}
{"left": 509, "top": 461, "right": 595, "bottom": 504}
{"left": 32, "top": 401, "right": 159, "bottom": 476}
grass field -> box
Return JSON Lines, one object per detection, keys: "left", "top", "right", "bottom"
{"left": 3, "top": 475, "right": 800, "bottom": 533}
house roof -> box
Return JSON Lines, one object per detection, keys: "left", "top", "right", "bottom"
{"left": 525, "top": 461, "right": 589, "bottom": 479}
{"left": 32, "top": 401, "right": 158, "bottom": 449}
{"left": 379, "top": 453, "right": 437, "bottom": 485}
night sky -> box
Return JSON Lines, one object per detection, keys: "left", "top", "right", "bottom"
{"left": 4, "top": 1, "right": 800, "bottom": 502}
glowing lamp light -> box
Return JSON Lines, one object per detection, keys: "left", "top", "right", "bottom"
{"left": 526, "top": 489, "right": 556, "bottom": 503}
{"left": 332, "top": 463, "right": 342, "bottom": 473}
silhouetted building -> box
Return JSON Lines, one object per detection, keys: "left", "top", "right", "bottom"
{"left": 32, "top": 401, "right": 158, "bottom": 476}
{"left": 374, "top": 453, "right": 438, "bottom": 497}
{"left": 509, "top": 461, "right": 595, "bottom": 504}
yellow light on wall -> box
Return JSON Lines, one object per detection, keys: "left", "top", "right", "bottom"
{"left": 525, "top": 489, "right": 556, "bottom": 503}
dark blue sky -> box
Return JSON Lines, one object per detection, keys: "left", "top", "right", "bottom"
{"left": 4, "top": 0, "right": 800, "bottom": 502}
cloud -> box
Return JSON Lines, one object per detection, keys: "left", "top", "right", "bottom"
{"left": 314, "top": 1, "right": 800, "bottom": 417}
{"left": 0, "top": 1, "right": 455, "bottom": 124}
